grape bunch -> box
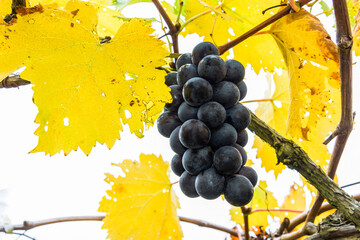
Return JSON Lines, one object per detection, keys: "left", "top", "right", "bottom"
{"left": 158, "top": 42, "right": 257, "bottom": 207}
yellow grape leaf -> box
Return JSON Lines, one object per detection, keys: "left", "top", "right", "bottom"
{"left": 253, "top": 71, "right": 335, "bottom": 180}
{"left": 64, "top": 0, "right": 124, "bottom": 37}
{"left": 353, "top": 5, "right": 360, "bottom": 55}
{"left": 348, "top": 0, "right": 360, "bottom": 27}
{"left": 0, "top": 0, "right": 123, "bottom": 79}
{"left": 0, "top": 0, "right": 11, "bottom": 18}
{"left": 99, "top": 154, "right": 183, "bottom": 240}
{"left": 29, "top": 0, "right": 68, "bottom": 6}
{"left": 97, "top": 7, "right": 124, "bottom": 37}
{"left": 32, "top": 0, "right": 124, "bottom": 37}
{"left": 1, "top": 2, "right": 170, "bottom": 155}
{"left": 253, "top": 73, "right": 289, "bottom": 178}
{"left": 278, "top": 183, "right": 306, "bottom": 222}
{"left": 180, "top": 0, "right": 285, "bottom": 73}
{"left": 270, "top": 9, "right": 340, "bottom": 140}
{"left": 230, "top": 181, "right": 278, "bottom": 229}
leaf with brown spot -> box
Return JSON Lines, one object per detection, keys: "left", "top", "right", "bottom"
{"left": 270, "top": 9, "right": 340, "bottom": 140}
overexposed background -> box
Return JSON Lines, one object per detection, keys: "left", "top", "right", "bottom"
{"left": 1, "top": 1, "right": 360, "bottom": 239}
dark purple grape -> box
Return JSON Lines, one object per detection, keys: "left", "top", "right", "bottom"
{"left": 195, "top": 168, "right": 225, "bottom": 199}
{"left": 236, "top": 129, "right": 248, "bottom": 147}
{"left": 209, "top": 123, "right": 237, "bottom": 149}
{"left": 226, "top": 103, "right": 251, "bottom": 131}
{"left": 224, "top": 175, "right": 254, "bottom": 206}
{"left": 212, "top": 81, "right": 240, "bottom": 109}
{"left": 179, "top": 119, "right": 210, "bottom": 149}
{"left": 169, "top": 126, "right": 187, "bottom": 155}
{"left": 165, "top": 72, "right": 178, "bottom": 86}
{"left": 176, "top": 53, "right": 192, "bottom": 70}
{"left": 179, "top": 172, "right": 199, "bottom": 198}
{"left": 224, "top": 59, "right": 245, "bottom": 85}
{"left": 182, "top": 147, "right": 213, "bottom": 175}
{"left": 238, "top": 81, "right": 247, "bottom": 101}
{"left": 165, "top": 85, "right": 184, "bottom": 112}
{"left": 237, "top": 166, "right": 258, "bottom": 187}
{"left": 192, "top": 41, "right": 219, "bottom": 65}
{"left": 157, "top": 111, "right": 182, "bottom": 138}
{"left": 213, "top": 146, "right": 242, "bottom": 175}
{"left": 182, "top": 77, "right": 213, "bottom": 107}
{"left": 198, "top": 55, "right": 226, "bottom": 84}
{"left": 177, "top": 64, "right": 199, "bottom": 86}
{"left": 178, "top": 102, "right": 198, "bottom": 122}
{"left": 233, "top": 144, "right": 247, "bottom": 167}
{"left": 171, "top": 154, "right": 185, "bottom": 176}
{"left": 197, "top": 101, "right": 226, "bottom": 128}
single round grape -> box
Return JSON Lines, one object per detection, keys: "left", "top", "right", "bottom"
{"left": 195, "top": 168, "right": 225, "bottom": 199}
{"left": 224, "top": 59, "right": 245, "bottom": 85}
{"left": 238, "top": 81, "right": 247, "bottom": 101}
{"left": 178, "top": 102, "right": 198, "bottom": 122}
{"left": 179, "top": 119, "right": 211, "bottom": 149}
{"left": 209, "top": 123, "right": 237, "bottom": 149}
{"left": 233, "top": 144, "right": 248, "bottom": 166}
{"left": 182, "top": 77, "right": 213, "bottom": 107}
{"left": 236, "top": 129, "right": 248, "bottom": 147}
{"left": 197, "top": 101, "right": 226, "bottom": 128}
{"left": 226, "top": 103, "right": 251, "bottom": 131}
{"left": 198, "top": 55, "right": 226, "bottom": 84}
{"left": 237, "top": 166, "right": 258, "bottom": 187}
{"left": 157, "top": 111, "right": 182, "bottom": 137}
{"left": 165, "top": 85, "right": 184, "bottom": 112}
{"left": 179, "top": 172, "right": 199, "bottom": 198}
{"left": 212, "top": 81, "right": 240, "bottom": 109}
{"left": 182, "top": 146, "right": 213, "bottom": 175}
{"left": 224, "top": 175, "right": 254, "bottom": 206}
{"left": 177, "top": 64, "right": 199, "bottom": 86}
{"left": 171, "top": 154, "right": 185, "bottom": 177}
{"left": 169, "top": 126, "right": 187, "bottom": 155}
{"left": 176, "top": 53, "right": 192, "bottom": 70}
{"left": 192, "top": 41, "right": 219, "bottom": 65}
{"left": 213, "top": 146, "right": 242, "bottom": 175}
{"left": 165, "top": 72, "right": 178, "bottom": 86}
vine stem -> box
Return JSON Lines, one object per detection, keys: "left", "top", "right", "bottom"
{"left": 288, "top": 194, "right": 360, "bottom": 233}
{"left": 217, "top": 0, "right": 312, "bottom": 55}
{"left": 1, "top": 195, "right": 357, "bottom": 238}
{"left": 248, "top": 110, "right": 360, "bottom": 228}
{"left": 151, "top": 0, "right": 179, "bottom": 55}
{"left": 251, "top": 208, "right": 303, "bottom": 214}
{"left": 241, "top": 98, "right": 273, "bottom": 104}
{"left": 0, "top": 215, "right": 238, "bottom": 237}
{"left": 0, "top": 75, "right": 30, "bottom": 89}
{"left": 11, "top": 0, "right": 26, "bottom": 12}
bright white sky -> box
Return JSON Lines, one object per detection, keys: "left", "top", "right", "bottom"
{"left": 0, "top": 1, "right": 360, "bottom": 240}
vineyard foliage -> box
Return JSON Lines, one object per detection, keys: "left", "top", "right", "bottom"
{"left": 1, "top": 0, "right": 359, "bottom": 238}
{"left": 98, "top": 154, "right": 182, "bottom": 240}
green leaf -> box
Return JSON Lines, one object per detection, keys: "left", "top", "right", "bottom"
{"left": 174, "top": 0, "right": 188, "bottom": 17}
{"left": 113, "top": 0, "right": 152, "bottom": 10}
{"left": 114, "top": 15, "right": 159, "bottom": 23}
{"left": 319, "top": 0, "right": 332, "bottom": 16}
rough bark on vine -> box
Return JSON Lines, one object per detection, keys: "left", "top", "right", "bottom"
{"left": 248, "top": 111, "right": 360, "bottom": 227}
